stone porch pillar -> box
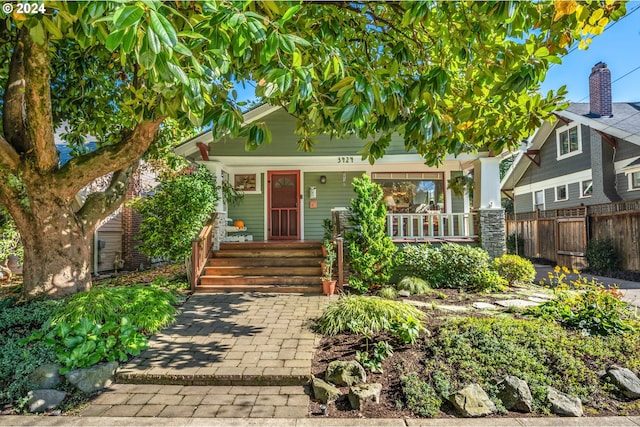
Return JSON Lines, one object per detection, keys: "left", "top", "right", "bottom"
{"left": 473, "top": 157, "right": 506, "bottom": 258}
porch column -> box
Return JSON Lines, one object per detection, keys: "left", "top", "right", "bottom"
{"left": 473, "top": 157, "right": 506, "bottom": 258}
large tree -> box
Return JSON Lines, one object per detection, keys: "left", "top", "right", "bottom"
{"left": 0, "top": 0, "right": 626, "bottom": 298}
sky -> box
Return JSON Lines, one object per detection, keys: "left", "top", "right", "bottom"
{"left": 540, "top": 3, "right": 640, "bottom": 103}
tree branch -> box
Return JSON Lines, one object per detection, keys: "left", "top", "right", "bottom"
{"left": 77, "top": 161, "right": 139, "bottom": 233}
{"left": 0, "top": 135, "right": 20, "bottom": 172}
{"left": 53, "top": 117, "right": 164, "bottom": 200}
{"left": 22, "top": 27, "right": 58, "bottom": 172}
{"left": 2, "top": 27, "right": 29, "bottom": 154}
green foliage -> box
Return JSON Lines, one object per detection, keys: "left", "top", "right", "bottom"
{"left": 400, "top": 372, "right": 442, "bottom": 418}
{"left": 0, "top": 206, "right": 23, "bottom": 265}
{"left": 377, "top": 286, "right": 398, "bottom": 300}
{"left": 474, "top": 269, "right": 509, "bottom": 292}
{"left": 397, "top": 276, "right": 431, "bottom": 295}
{"left": 356, "top": 340, "right": 393, "bottom": 373}
{"left": 424, "top": 316, "right": 640, "bottom": 414}
{"left": 322, "top": 240, "right": 336, "bottom": 281}
{"left": 585, "top": 239, "right": 621, "bottom": 272}
{"left": 344, "top": 174, "right": 397, "bottom": 293}
{"left": 400, "top": 243, "right": 492, "bottom": 289}
{"left": 506, "top": 233, "right": 525, "bottom": 255}
{"left": 322, "top": 218, "right": 333, "bottom": 243}
{"left": 48, "top": 285, "right": 177, "bottom": 335}
{"left": 492, "top": 254, "right": 536, "bottom": 286}
{"left": 528, "top": 267, "right": 635, "bottom": 336}
{"left": 131, "top": 166, "right": 219, "bottom": 261}
{"left": 390, "top": 314, "right": 424, "bottom": 345}
{"left": 0, "top": 298, "right": 60, "bottom": 409}
{"left": 316, "top": 295, "right": 425, "bottom": 335}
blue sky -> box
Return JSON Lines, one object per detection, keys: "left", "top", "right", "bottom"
{"left": 540, "top": 3, "right": 640, "bottom": 103}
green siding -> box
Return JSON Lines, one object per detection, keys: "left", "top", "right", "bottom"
{"left": 450, "top": 171, "right": 465, "bottom": 213}
{"left": 304, "top": 171, "right": 364, "bottom": 239}
{"left": 228, "top": 174, "right": 265, "bottom": 240}
{"left": 211, "top": 109, "right": 413, "bottom": 157}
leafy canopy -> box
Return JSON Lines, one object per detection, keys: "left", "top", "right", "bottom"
{"left": 1, "top": 1, "right": 626, "bottom": 166}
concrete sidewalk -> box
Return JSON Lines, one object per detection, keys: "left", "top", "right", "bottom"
{"left": 2, "top": 415, "right": 640, "bottom": 426}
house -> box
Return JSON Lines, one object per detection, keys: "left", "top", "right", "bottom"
{"left": 501, "top": 62, "right": 640, "bottom": 269}
{"left": 175, "top": 103, "right": 508, "bottom": 258}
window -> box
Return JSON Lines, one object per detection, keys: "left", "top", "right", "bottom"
{"left": 555, "top": 185, "right": 568, "bottom": 201}
{"left": 533, "top": 190, "right": 544, "bottom": 211}
{"left": 372, "top": 172, "right": 444, "bottom": 213}
{"left": 581, "top": 180, "right": 593, "bottom": 198}
{"left": 631, "top": 172, "right": 640, "bottom": 190}
{"left": 556, "top": 124, "right": 581, "bottom": 159}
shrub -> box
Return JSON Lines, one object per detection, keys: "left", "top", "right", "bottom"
{"left": 316, "top": 295, "right": 425, "bottom": 335}
{"left": 377, "top": 286, "right": 398, "bottom": 300}
{"left": 492, "top": 254, "right": 536, "bottom": 286}
{"left": 397, "top": 276, "right": 431, "bottom": 295}
{"left": 400, "top": 243, "right": 491, "bottom": 289}
{"left": 424, "top": 316, "right": 640, "bottom": 414}
{"left": 585, "top": 238, "right": 620, "bottom": 272}
{"left": 400, "top": 372, "right": 442, "bottom": 417}
{"left": 528, "top": 267, "right": 636, "bottom": 336}
{"left": 344, "top": 174, "right": 397, "bottom": 293}
{"left": 474, "top": 269, "right": 508, "bottom": 292}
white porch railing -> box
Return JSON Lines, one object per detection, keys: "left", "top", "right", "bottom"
{"left": 386, "top": 212, "right": 477, "bottom": 240}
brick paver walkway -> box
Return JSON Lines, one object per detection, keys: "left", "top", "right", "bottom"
{"left": 80, "top": 293, "right": 333, "bottom": 417}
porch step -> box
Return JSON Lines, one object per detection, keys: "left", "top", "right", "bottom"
{"left": 197, "top": 241, "right": 325, "bottom": 294}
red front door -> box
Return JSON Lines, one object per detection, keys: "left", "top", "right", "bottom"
{"left": 268, "top": 170, "right": 300, "bottom": 240}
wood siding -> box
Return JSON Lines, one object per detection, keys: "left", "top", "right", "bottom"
{"left": 303, "top": 171, "right": 364, "bottom": 240}
{"left": 96, "top": 213, "right": 123, "bottom": 272}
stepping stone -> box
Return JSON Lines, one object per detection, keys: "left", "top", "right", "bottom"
{"left": 528, "top": 297, "right": 549, "bottom": 303}
{"left": 403, "top": 300, "right": 432, "bottom": 308}
{"left": 495, "top": 299, "right": 540, "bottom": 308}
{"left": 434, "top": 304, "right": 469, "bottom": 312}
{"left": 472, "top": 302, "right": 498, "bottom": 310}
{"left": 530, "top": 292, "right": 553, "bottom": 300}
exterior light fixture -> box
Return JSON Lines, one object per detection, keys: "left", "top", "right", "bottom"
{"left": 320, "top": 175, "right": 327, "bottom": 184}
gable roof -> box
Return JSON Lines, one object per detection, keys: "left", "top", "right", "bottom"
{"left": 500, "top": 102, "right": 640, "bottom": 194}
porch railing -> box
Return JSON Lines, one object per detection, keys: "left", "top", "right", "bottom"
{"left": 189, "top": 214, "right": 216, "bottom": 290}
{"left": 386, "top": 212, "right": 477, "bottom": 240}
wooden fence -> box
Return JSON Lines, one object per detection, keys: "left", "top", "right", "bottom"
{"left": 506, "top": 199, "right": 640, "bottom": 271}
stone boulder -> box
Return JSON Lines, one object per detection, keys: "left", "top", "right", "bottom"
{"left": 312, "top": 378, "right": 342, "bottom": 404}
{"left": 29, "top": 364, "right": 62, "bottom": 389}
{"left": 397, "top": 290, "right": 411, "bottom": 298}
{"left": 606, "top": 365, "right": 640, "bottom": 398}
{"left": 348, "top": 383, "right": 382, "bottom": 410}
{"left": 65, "top": 361, "right": 118, "bottom": 393}
{"left": 547, "top": 386, "right": 583, "bottom": 417}
{"left": 449, "top": 383, "right": 496, "bottom": 417}
{"left": 27, "top": 389, "right": 66, "bottom": 413}
{"left": 325, "top": 360, "right": 366, "bottom": 386}
{"left": 496, "top": 375, "right": 533, "bottom": 413}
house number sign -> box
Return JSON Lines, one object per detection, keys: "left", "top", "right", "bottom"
{"left": 337, "top": 156, "right": 355, "bottom": 163}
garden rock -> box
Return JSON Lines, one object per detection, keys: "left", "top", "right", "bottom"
{"left": 325, "top": 360, "right": 366, "bottom": 386}
{"left": 606, "top": 365, "right": 640, "bottom": 398}
{"left": 496, "top": 375, "right": 533, "bottom": 413}
{"left": 66, "top": 361, "right": 118, "bottom": 393}
{"left": 348, "top": 383, "right": 382, "bottom": 410}
{"left": 29, "top": 364, "right": 62, "bottom": 389}
{"left": 397, "top": 290, "right": 411, "bottom": 297}
{"left": 27, "top": 389, "right": 66, "bottom": 413}
{"left": 547, "top": 386, "right": 583, "bottom": 417}
{"left": 449, "top": 383, "right": 496, "bottom": 417}
{"left": 472, "top": 302, "right": 497, "bottom": 310}
{"left": 312, "top": 378, "right": 342, "bottom": 404}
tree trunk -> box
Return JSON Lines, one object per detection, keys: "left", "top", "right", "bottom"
{"left": 18, "top": 201, "right": 92, "bottom": 298}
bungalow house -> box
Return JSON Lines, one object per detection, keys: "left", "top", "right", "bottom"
{"left": 175, "top": 104, "right": 508, "bottom": 291}
{"left": 500, "top": 63, "right": 640, "bottom": 269}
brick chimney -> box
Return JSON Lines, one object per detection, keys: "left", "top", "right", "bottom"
{"left": 589, "top": 62, "right": 612, "bottom": 117}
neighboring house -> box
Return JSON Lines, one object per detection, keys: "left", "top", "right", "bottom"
{"left": 500, "top": 62, "right": 640, "bottom": 270}
{"left": 57, "top": 143, "right": 157, "bottom": 273}
{"left": 502, "top": 62, "right": 640, "bottom": 212}
{"left": 175, "top": 103, "right": 508, "bottom": 258}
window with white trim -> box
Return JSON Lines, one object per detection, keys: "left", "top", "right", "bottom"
{"left": 581, "top": 180, "right": 592, "bottom": 198}
{"left": 556, "top": 124, "right": 581, "bottom": 159}
{"left": 631, "top": 172, "right": 640, "bottom": 190}
{"left": 533, "top": 190, "right": 544, "bottom": 211}
{"left": 555, "top": 185, "right": 568, "bottom": 201}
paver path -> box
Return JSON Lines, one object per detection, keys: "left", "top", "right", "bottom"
{"left": 117, "top": 293, "right": 333, "bottom": 385}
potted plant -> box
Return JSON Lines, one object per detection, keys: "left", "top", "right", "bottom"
{"left": 321, "top": 240, "right": 337, "bottom": 295}
{"left": 447, "top": 174, "right": 474, "bottom": 197}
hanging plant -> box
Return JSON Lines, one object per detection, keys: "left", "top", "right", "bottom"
{"left": 447, "top": 174, "right": 474, "bottom": 197}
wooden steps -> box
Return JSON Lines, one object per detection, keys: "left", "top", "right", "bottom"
{"left": 196, "top": 241, "right": 324, "bottom": 294}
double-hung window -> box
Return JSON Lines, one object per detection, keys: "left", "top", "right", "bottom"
{"left": 556, "top": 124, "right": 581, "bottom": 159}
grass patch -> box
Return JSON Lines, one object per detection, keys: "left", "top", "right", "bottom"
{"left": 397, "top": 277, "right": 431, "bottom": 295}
